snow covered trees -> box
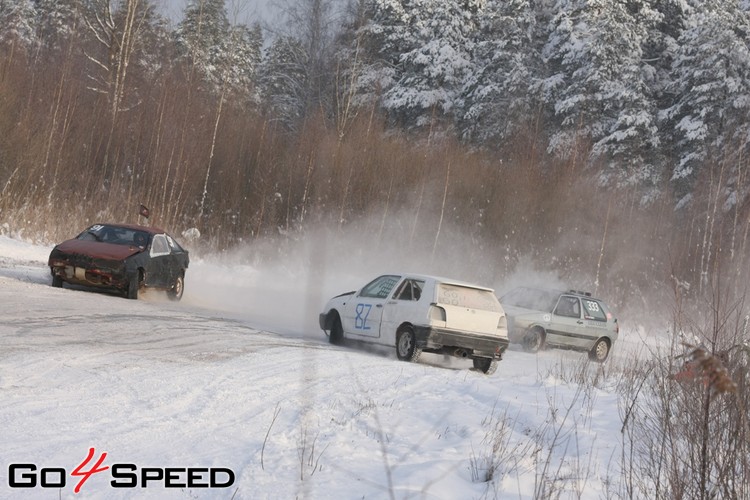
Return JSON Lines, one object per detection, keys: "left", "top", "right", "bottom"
{"left": 175, "top": 0, "right": 262, "bottom": 98}
{"left": 663, "top": 0, "right": 750, "bottom": 199}
{"left": 259, "top": 35, "right": 308, "bottom": 128}
{"left": 0, "top": 0, "right": 36, "bottom": 55}
{"left": 1, "top": 0, "right": 749, "bottom": 210}
{"left": 352, "top": 0, "right": 483, "bottom": 130}
{"left": 542, "top": 0, "right": 661, "bottom": 192}
{"left": 460, "top": 0, "right": 545, "bottom": 146}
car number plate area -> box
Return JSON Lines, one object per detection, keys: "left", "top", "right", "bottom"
{"left": 74, "top": 267, "right": 87, "bottom": 280}
{"left": 441, "top": 305, "right": 499, "bottom": 334}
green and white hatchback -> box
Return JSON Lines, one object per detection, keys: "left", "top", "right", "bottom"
{"left": 499, "top": 287, "right": 619, "bottom": 362}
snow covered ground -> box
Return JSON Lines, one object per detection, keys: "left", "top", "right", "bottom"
{"left": 0, "top": 235, "right": 660, "bottom": 499}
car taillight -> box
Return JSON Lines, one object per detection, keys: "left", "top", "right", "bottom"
{"left": 497, "top": 315, "right": 507, "bottom": 330}
{"left": 429, "top": 305, "right": 446, "bottom": 322}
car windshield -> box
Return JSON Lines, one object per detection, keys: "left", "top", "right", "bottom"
{"left": 78, "top": 224, "right": 150, "bottom": 247}
{"left": 436, "top": 284, "right": 502, "bottom": 312}
{"left": 500, "top": 287, "right": 560, "bottom": 312}
{"left": 359, "top": 275, "right": 401, "bottom": 299}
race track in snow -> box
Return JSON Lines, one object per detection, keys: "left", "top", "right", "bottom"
{"left": 0, "top": 237, "right": 651, "bottom": 499}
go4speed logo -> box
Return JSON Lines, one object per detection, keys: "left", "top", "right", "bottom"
{"left": 8, "top": 448, "right": 235, "bottom": 493}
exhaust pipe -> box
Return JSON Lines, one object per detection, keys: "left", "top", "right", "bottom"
{"left": 454, "top": 348, "right": 469, "bottom": 358}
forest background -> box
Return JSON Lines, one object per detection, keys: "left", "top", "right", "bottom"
{"left": 1, "top": 0, "right": 750, "bottom": 316}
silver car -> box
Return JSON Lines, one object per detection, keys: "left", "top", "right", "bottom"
{"left": 499, "top": 287, "right": 619, "bottom": 362}
{"left": 319, "top": 274, "right": 509, "bottom": 374}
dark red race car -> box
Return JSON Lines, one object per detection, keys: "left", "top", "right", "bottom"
{"left": 48, "top": 223, "right": 189, "bottom": 300}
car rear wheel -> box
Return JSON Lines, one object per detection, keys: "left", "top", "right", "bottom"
{"left": 52, "top": 275, "right": 63, "bottom": 288}
{"left": 329, "top": 314, "right": 344, "bottom": 345}
{"left": 396, "top": 327, "right": 421, "bottom": 362}
{"left": 589, "top": 338, "right": 610, "bottom": 362}
{"left": 127, "top": 273, "right": 139, "bottom": 300}
{"left": 473, "top": 357, "right": 498, "bottom": 375}
{"left": 167, "top": 273, "right": 185, "bottom": 301}
{"left": 523, "top": 328, "right": 544, "bottom": 353}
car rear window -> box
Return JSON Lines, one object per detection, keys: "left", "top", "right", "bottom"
{"left": 437, "top": 284, "right": 502, "bottom": 312}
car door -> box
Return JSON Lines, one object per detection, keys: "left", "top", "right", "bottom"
{"left": 547, "top": 295, "right": 589, "bottom": 348}
{"left": 380, "top": 278, "right": 426, "bottom": 345}
{"left": 144, "top": 234, "right": 172, "bottom": 287}
{"left": 580, "top": 297, "right": 610, "bottom": 346}
{"left": 164, "top": 234, "right": 185, "bottom": 282}
{"left": 341, "top": 275, "right": 401, "bottom": 340}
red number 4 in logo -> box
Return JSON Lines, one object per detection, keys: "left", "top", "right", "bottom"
{"left": 71, "top": 448, "right": 109, "bottom": 493}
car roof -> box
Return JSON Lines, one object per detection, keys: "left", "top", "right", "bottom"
{"left": 90, "top": 222, "right": 166, "bottom": 235}
{"left": 387, "top": 273, "right": 495, "bottom": 293}
{"left": 509, "top": 286, "right": 601, "bottom": 300}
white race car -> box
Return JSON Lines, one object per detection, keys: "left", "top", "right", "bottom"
{"left": 319, "top": 274, "right": 509, "bottom": 374}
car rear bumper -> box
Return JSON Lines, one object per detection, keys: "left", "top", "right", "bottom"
{"left": 413, "top": 325, "right": 509, "bottom": 359}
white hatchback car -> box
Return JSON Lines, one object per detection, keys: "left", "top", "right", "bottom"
{"left": 319, "top": 274, "right": 509, "bottom": 374}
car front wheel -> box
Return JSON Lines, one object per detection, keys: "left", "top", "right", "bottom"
{"left": 473, "top": 357, "right": 498, "bottom": 375}
{"left": 127, "top": 273, "right": 139, "bottom": 300}
{"left": 329, "top": 314, "right": 344, "bottom": 345}
{"left": 52, "top": 274, "right": 63, "bottom": 288}
{"left": 167, "top": 273, "right": 185, "bottom": 301}
{"left": 396, "top": 327, "right": 421, "bottom": 362}
{"left": 523, "top": 328, "right": 544, "bottom": 353}
{"left": 589, "top": 338, "right": 610, "bottom": 362}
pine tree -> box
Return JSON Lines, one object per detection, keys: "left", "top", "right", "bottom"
{"left": 543, "top": 0, "right": 661, "bottom": 192}
{"left": 353, "top": 0, "right": 483, "bottom": 130}
{"left": 662, "top": 0, "right": 750, "bottom": 199}
{"left": 175, "top": 0, "right": 231, "bottom": 88}
{"left": 278, "top": 0, "right": 338, "bottom": 115}
{"left": 34, "top": 0, "right": 80, "bottom": 51}
{"left": 460, "top": 0, "right": 545, "bottom": 146}
{"left": 223, "top": 22, "right": 263, "bottom": 101}
{"left": 0, "top": 0, "right": 37, "bottom": 52}
{"left": 175, "top": 0, "right": 261, "bottom": 100}
{"left": 258, "top": 35, "right": 308, "bottom": 129}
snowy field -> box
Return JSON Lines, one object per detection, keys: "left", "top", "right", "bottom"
{"left": 0, "top": 235, "right": 660, "bottom": 499}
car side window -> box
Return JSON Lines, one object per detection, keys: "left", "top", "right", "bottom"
{"left": 360, "top": 275, "right": 401, "bottom": 299}
{"left": 582, "top": 299, "right": 607, "bottom": 321}
{"left": 150, "top": 234, "right": 170, "bottom": 257}
{"left": 554, "top": 296, "right": 581, "bottom": 318}
{"left": 165, "top": 234, "right": 183, "bottom": 252}
{"left": 394, "top": 279, "right": 425, "bottom": 301}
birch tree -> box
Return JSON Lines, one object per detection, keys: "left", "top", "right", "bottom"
{"left": 82, "top": 0, "right": 162, "bottom": 180}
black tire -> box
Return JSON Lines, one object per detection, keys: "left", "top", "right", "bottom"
{"left": 396, "top": 327, "right": 421, "bottom": 362}
{"left": 523, "top": 328, "right": 544, "bottom": 353}
{"left": 127, "top": 273, "right": 139, "bottom": 300}
{"left": 473, "top": 357, "right": 498, "bottom": 375}
{"left": 52, "top": 274, "right": 63, "bottom": 288}
{"left": 329, "top": 314, "right": 344, "bottom": 345}
{"left": 589, "top": 338, "right": 610, "bottom": 362}
{"left": 167, "top": 273, "right": 185, "bottom": 301}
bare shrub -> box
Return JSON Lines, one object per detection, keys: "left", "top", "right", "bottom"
{"left": 469, "top": 404, "right": 530, "bottom": 485}
{"left": 619, "top": 282, "right": 749, "bottom": 500}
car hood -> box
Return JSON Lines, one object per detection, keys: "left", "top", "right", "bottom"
{"left": 51, "top": 239, "right": 143, "bottom": 261}
{"left": 499, "top": 303, "right": 543, "bottom": 316}
{"left": 498, "top": 303, "right": 551, "bottom": 324}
